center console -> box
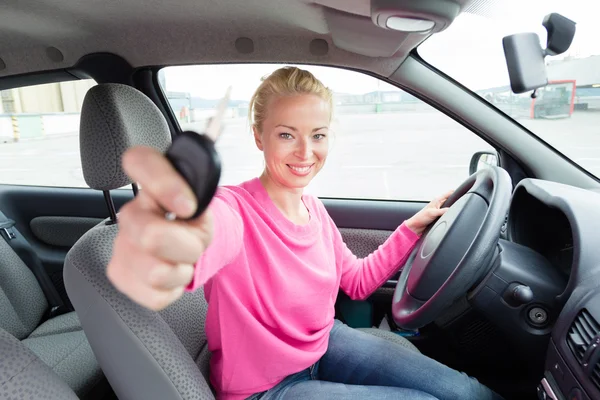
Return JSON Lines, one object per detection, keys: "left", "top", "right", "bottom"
{"left": 538, "top": 287, "right": 600, "bottom": 400}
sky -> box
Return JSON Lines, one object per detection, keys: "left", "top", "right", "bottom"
{"left": 162, "top": 0, "right": 600, "bottom": 98}
{"left": 162, "top": 64, "right": 398, "bottom": 100}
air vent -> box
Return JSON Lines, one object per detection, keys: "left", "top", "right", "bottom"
{"left": 567, "top": 309, "right": 600, "bottom": 392}
{"left": 593, "top": 362, "right": 600, "bottom": 393}
{"left": 500, "top": 212, "right": 509, "bottom": 236}
{"left": 567, "top": 309, "right": 600, "bottom": 362}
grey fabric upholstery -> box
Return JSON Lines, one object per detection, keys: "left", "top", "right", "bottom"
{"left": 339, "top": 228, "right": 394, "bottom": 258}
{"left": 67, "top": 83, "right": 217, "bottom": 399}
{"left": 22, "top": 311, "right": 102, "bottom": 396}
{"left": 0, "top": 234, "right": 48, "bottom": 339}
{"left": 64, "top": 221, "right": 215, "bottom": 400}
{"left": 195, "top": 345, "right": 212, "bottom": 384}
{"left": 30, "top": 216, "right": 104, "bottom": 248}
{"left": 357, "top": 328, "right": 420, "bottom": 353}
{"left": 22, "top": 322, "right": 104, "bottom": 397}
{"left": 0, "top": 327, "right": 78, "bottom": 400}
{"left": 0, "top": 215, "right": 102, "bottom": 395}
{"left": 27, "top": 312, "right": 81, "bottom": 339}
{"left": 79, "top": 83, "right": 172, "bottom": 191}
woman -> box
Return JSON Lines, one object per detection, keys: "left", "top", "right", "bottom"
{"left": 108, "top": 67, "right": 503, "bottom": 400}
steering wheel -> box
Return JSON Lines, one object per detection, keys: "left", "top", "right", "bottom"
{"left": 392, "top": 166, "right": 512, "bottom": 330}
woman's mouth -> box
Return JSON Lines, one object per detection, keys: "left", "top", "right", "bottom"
{"left": 287, "top": 164, "right": 314, "bottom": 176}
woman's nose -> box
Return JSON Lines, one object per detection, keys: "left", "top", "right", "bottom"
{"left": 295, "top": 139, "right": 312, "bottom": 159}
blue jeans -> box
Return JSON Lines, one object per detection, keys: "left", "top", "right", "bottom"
{"left": 247, "top": 320, "right": 503, "bottom": 400}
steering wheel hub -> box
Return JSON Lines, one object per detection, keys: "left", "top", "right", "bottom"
{"left": 421, "top": 220, "right": 447, "bottom": 259}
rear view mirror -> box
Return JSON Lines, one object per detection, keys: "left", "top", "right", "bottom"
{"left": 470, "top": 151, "right": 498, "bottom": 175}
{"left": 503, "top": 33, "right": 547, "bottom": 93}
{"left": 503, "top": 13, "right": 576, "bottom": 94}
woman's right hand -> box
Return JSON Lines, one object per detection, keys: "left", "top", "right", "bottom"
{"left": 106, "top": 146, "right": 213, "bottom": 311}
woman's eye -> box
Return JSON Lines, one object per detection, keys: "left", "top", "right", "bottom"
{"left": 313, "top": 133, "right": 326, "bottom": 140}
{"left": 279, "top": 133, "right": 293, "bottom": 139}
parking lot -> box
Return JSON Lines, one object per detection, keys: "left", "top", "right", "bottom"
{"left": 1, "top": 110, "right": 599, "bottom": 201}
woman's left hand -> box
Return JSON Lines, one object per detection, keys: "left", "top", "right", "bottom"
{"left": 405, "top": 190, "right": 454, "bottom": 235}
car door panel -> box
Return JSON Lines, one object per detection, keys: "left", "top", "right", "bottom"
{"left": 323, "top": 198, "right": 423, "bottom": 231}
{"left": 323, "top": 198, "right": 423, "bottom": 327}
{"left": 0, "top": 185, "right": 133, "bottom": 304}
{"left": 30, "top": 216, "right": 104, "bottom": 248}
{"left": 323, "top": 198, "right": 422, "bottom": 288}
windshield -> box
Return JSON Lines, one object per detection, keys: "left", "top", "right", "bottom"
{"left": 419, "top": 0, "right": 600, "bottom": 179}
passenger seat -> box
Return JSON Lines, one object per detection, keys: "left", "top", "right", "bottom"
{"left": 0, "top": 326, "right": 78, "bottom": 399}
{"left": 0, "top": 223, "right": 104, "bottom": 396}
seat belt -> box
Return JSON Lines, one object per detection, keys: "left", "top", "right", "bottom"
{"left": 0, "top": 212, "right": 69, "bottom": 319}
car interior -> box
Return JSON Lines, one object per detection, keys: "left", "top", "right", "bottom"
{"left": 1, "top": 1, "right": 600, "bottom": 400}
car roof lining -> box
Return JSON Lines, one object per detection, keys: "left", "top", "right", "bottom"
{"left": 0, "top": 0, "right": 472, "bottom": 80}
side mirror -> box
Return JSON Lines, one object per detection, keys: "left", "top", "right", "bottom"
{"left": 469, "top": 151, "right": 499, "bottom": 175}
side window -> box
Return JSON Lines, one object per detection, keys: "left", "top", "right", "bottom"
{"left": 0, "top": 79, "right": 96, "bottom": 187}
{"left": 158, "top": 65, "right": 494, "bottom": 201}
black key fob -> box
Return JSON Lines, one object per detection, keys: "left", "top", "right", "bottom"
{"left": 165, "top": 130, "right": 221, "bottom": 220}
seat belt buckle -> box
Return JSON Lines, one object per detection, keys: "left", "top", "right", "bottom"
{"left": 1, "top": 227, "right": 16, "bottom": 240}
{"left": 0, "top": 218, "right": 17, "bottom": 240}
{"left": 47, "top": 305, "right": 69, "bottom": 319}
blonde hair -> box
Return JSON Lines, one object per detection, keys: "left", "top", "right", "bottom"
{"left": 248, "top": 66, "right": 333, "bottom": 132}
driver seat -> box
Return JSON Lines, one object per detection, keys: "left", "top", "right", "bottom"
{"left": 63, "top": 83, "right": 419, "bottom": 400}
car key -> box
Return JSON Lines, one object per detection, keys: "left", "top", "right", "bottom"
{"left": 165, "top": 87, "right": 231, "bottom": 220}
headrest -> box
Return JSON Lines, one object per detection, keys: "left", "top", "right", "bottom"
{"left": 79, "top": 84, "right": 172, "bottom": 191}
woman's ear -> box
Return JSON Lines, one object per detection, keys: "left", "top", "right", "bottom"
{"left": 253, "top": 126, "right": 264, "bottom": 151}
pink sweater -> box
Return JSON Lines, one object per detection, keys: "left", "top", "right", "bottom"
{"left": 186, "top": 177, "right": 420, "bottom": 399}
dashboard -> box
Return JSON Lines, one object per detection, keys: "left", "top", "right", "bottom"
{"left": 471, "top": 178, "right": 600, "bottom": 400}
{"left": 507, "top": 183, "right": 574, "bottom": 279}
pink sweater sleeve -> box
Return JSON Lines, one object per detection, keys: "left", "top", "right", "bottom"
{"left": 185, "top": 195, "right": 244, "bottom": 291}
{"left": 332, "top": 219, "right": 420, "bottom": 301}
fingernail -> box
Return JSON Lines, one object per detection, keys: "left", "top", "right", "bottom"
{"left": 175, "top": 195, "right": 197, "bottom": 216}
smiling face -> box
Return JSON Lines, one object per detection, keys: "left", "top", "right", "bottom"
{"left": 254, "top": 94, "right": 331, "bottom": 191}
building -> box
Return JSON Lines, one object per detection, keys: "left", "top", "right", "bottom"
{"left": 547, "top": 55, "right": 600, "bottom": 110}
{"left": 0, "top": 80, "right": 95, "bottom": 114}
{"left": 0, "top": 79, "right": 96, "bottom": 141}
{"left": 333, "top": 90, "right": 416, "bottom": 105}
